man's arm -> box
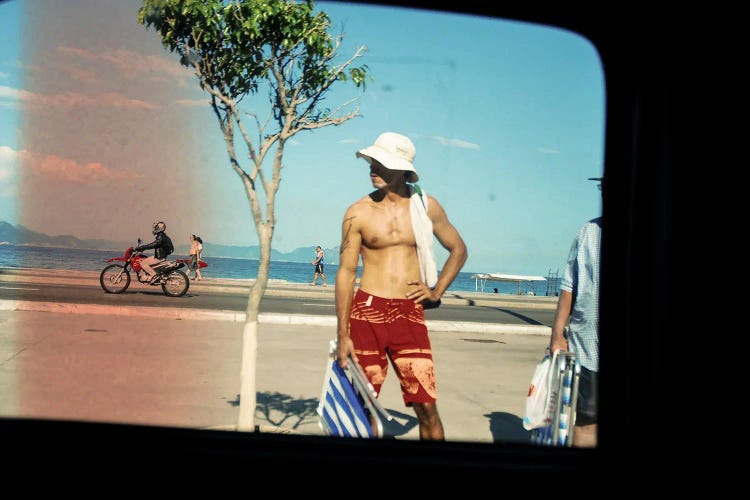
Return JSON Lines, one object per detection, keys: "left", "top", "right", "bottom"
{"left": 135, "top": 238, "right": 158, "bottom": 251}
{"left": 550, "top": 229, "right": 582, "bottom": 354}
{"left": 335, "top": 206, "right": 362, "bottom": 368}
{"left": 550, "top": 289, "right": 572, "bottom": 354}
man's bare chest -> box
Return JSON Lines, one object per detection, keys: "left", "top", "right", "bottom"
{"left": 360, "top": 206, "right": 415, "bottom": 249}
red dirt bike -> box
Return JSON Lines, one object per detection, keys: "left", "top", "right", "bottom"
{"left": 99, "top": 244, "right": 190, "bottom": 297}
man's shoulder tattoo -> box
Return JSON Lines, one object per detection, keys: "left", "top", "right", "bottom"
{"left": 340, "top": 215, "right": 357, "bottom": 253}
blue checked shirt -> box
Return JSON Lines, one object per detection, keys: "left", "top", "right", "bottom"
{"left": 560, "top": 217, "right": 601, "bottom": 372}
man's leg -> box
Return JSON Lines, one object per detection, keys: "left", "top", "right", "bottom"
{"left": 140, "top": 256, "right": 157, "bottom": 279}
{"left": 348, "top": 290, "right": 390, "bottom": 434}
{"left": 310, "top": 272, "right": 318, "bottom": 285}
{"left": 573, "top": 366, "right": 597, "bottom": 448}
{"left": 387, "top": 297, "right": 443, "bottom": 440}
{"left": 412, "top": 402, "right": 445, "bottom": 441}
{"left": 141, "top": 256, "right": 165, "bottom": 283}
{"left": 573, "top": 423, "right": 597, "bottom": 447}
{"left": 321, "top": 272, "right": 326, "bottom": 286}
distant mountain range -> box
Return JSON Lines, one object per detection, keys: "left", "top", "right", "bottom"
{"left": 0, "top": 221, "right": 339, "bottom": 264}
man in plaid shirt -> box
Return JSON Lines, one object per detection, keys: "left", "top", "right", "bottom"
{"left": 549, "top": 178, "right": 602, "bottom": 448}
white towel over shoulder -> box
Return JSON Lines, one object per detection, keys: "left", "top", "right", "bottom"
{"left": 410, "top": 185, "right": 438, "bottom": 288}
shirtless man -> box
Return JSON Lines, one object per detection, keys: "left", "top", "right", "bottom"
{"left": 311, "top": 246, "right": 326, "bottom": 286}
{"left": 335, "top": 132, "right": 467, "bottom": 440}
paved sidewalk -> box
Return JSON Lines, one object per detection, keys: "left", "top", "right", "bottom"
{"left": 0, "top": 308, "right": 549, "bottom": 444}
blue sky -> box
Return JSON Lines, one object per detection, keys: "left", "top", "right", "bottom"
{"left": 0, "top": 0, "right": 604, "bottom": 275}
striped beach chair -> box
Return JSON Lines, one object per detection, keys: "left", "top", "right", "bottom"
{"left": 317, "top": 340, "right": 393, "bottom": 438}
{"left": 530, "top": 350, "right": 581, "bottom": 447}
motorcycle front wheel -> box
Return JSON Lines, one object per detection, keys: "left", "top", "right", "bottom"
{"left": 162, "top": 270, "right": 189, "bottom": 297}
{"left": 100, "top": 264, "right": 131, "bottom": 294}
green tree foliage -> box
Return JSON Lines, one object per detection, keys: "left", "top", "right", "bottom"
{"left": 138, "top": 0, "right": 369, "bottom": 431}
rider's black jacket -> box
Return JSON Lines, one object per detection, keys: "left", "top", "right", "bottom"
{"left": 135, "top": 231, "right": 173, "bottom": 260}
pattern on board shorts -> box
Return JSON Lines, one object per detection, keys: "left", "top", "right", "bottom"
{"left": 348, "top": 288, "right": 437, "bottom": 405}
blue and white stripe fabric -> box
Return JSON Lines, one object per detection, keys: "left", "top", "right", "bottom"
{"left": 318, "top": 359, "right": 374, "bottom": 437}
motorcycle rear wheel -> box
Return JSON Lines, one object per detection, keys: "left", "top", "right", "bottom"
{"left": 162, "top": 270, "right": 189, "bottom": 297}
{"left": 100, "top": 264, "right": 131, "bottom": 294}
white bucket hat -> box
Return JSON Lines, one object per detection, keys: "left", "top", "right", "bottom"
{"left": 356, "top": 132, "right": 419, "bottom": 182}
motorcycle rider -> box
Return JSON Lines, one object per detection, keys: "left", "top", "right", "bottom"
{"left": 134, "top": 221, "right": 174, "bottom": 283}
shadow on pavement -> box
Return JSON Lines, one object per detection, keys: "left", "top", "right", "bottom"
{"left": 484, "top": 411, "right": 531, "bottom": 444}
{"left": 486, "top": 308, "right": 545, "bottom": 325}
{"left": 381, "top": 408, "right": 419, "bottom": 438}
{"left": 254, "top": 391, "right": 320, "bottom": 431}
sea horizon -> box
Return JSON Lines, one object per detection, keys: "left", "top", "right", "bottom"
{"left": 0, "top": 244, "right": 560, "bottom": 296}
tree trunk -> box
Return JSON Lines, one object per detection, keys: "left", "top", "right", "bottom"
{"left": 236, "top": 226, "right": 272, "bottom": 431}
{"left": 237, "top": 319, "right": 259, "bottom": 431}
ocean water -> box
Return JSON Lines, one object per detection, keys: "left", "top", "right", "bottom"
{"left": 0, "top": 244, "right": 559, "bottom": 296}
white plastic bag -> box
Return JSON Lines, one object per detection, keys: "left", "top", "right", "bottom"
{"left": 522, "top": 352, "right": 554, "bottom": 430}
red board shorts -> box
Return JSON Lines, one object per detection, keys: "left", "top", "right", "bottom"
{"left": 348, "top": 289, "right": 437, "bottom": 406}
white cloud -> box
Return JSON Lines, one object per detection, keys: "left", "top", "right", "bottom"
{"left": 538, "top": 147, "right": 560, "bottom": 154}
{"left": 0, "top": 85, "right": 157, "bottom": 109}
{"left": 0, "top": 85, "right": 34, "bottom": 101}
{"left": 2, "top": 47, "right": 200, "bottom": 111}
{"left": 433, "top": 136, "right": 480, "bottom": 151}
{"left": 56, "top": 46, "right": 192, "bottom": 85}
{"left": 175, "top": 98, "right": 209, "bottom": 107}
{"left": 0, "top": 145, "right": 19, "bottom": 182}
{"left": 0, "top": 145, "right": 142, "bottom": 184}
{"left": 0, "top": 145, "right": 18, "bottom": 159}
